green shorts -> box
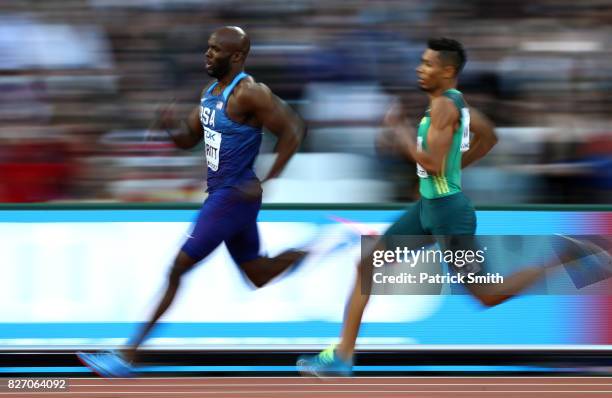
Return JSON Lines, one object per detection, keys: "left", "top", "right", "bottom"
{"left": 383, "top": 192, "right": 481, "bottom": 275}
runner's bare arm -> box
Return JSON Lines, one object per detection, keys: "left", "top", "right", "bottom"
{"left": 239, "top": 83, "right": 305, "bottom": 182}
{"left": 390, "top": 97, "right": 457, "bottom": 176}
{"left": 158, "top": 105, "right": 203, "bottom": 150}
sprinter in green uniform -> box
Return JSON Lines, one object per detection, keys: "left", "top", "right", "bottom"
{"left": 297, "top": 38, "right": 611, "bottom": 377}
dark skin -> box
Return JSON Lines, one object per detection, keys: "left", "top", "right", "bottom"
{"left": 159, "top": 26, "right": 304, "bottom": 225}
{"left": 332, "top": 47, "right": 612, "bottom": 364}
{"left": 159, "top": 27, "right": 303, "bottom": 193}
{"left": 333, "top": 47, "right": 505, "bottom": 362}
{"left": 379, "top": 102, "right": 498, "bottom": 171}
{"left": 124, "top": 27, "right": 306, "bottom": 364}
{"left": 382, "top": 48, "right": 497, "bottom": 174}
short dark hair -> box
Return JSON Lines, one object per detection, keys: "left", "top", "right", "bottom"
{"left": 427, "top": 38, "right": 466, "bottom": 75}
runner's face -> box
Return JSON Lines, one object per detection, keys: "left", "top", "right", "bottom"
{"left": 205, "top": 34, "right": 232, "bottom": 79}
{"left": 416, "top": 49, "right": 444, "bottom": 92}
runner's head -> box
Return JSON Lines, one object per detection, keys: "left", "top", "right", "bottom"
{"left": 416, "top": 38, "right": 466, "bottom": 92}
{"left": 205, "top": 26, "right": 251, "bottom": 79}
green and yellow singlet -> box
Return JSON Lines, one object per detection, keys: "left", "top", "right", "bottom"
{"left": 416, "top": 89, "right": 470, "bottom": 199}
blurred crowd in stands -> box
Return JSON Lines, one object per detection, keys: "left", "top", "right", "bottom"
{"left": 0, "top": 0, "right": 610, "bottom": 204}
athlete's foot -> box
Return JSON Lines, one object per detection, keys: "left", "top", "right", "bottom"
{"left": 297, "top": 345, "right": 353, "bottom": 377}
{"left": 77, "top": 351, "right": 134, "bottom": 378}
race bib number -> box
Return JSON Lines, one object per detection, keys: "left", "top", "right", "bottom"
{"left": 460, "top": 107, "right": 470, "bottom": 152}
{"left": 416, "top": 136, "right": 428, "bottom": 178}
{"left": 204, "top": 127, "right": 221, "bottom": 171}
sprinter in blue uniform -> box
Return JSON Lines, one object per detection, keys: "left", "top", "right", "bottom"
{"left": 78, "top": 26, "right": 306, "bottom": 377}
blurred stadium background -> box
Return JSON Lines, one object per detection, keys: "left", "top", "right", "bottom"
{"left": 0, "top": 0, "right": 610, "bottom": 204}
{"left": 2, "top": 2, "right": 612, "bottom": 381}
